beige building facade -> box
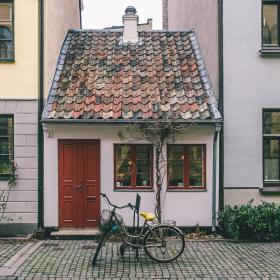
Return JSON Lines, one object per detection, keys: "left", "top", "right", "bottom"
{"left": 0, "top": 0, "right": 82, "bottom": 236}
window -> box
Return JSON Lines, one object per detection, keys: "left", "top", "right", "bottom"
{"left": 0, "top": 116, "right": 14, "bottom": 178}
{"left": 168, "top": 145, "right": 206, "bottom": 190}
{"left": 263, "top": 110, "right": 280, "bottom": 185}
{"left": 0, "top": 0, "right": 14, "bottom": 61}
{"left": 114, "top": 144, "right": 153, "bottom": 189}
{"left": 262, "top": 0, "right": 280, "bottom": 47}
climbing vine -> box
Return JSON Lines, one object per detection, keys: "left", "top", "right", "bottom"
{"left": 0, "top": 161, "right": 17, "bottom": 223}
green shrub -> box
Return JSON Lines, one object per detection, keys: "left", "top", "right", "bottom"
{"left": 218, "top": 201, "right": 280, "bottom": 241}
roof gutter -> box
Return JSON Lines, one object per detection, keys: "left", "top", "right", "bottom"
{"left": 212, "top": 123, "right": 221, "bottom": 232}
{"left": 218, "top": 0, "right": 224, "bottom": 212}
{"left": 38, "top": 0, "right": 44, "bottom": 232}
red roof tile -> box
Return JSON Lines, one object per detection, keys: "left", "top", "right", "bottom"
{"left": 42, "top": 30, "right": 221, "bottom": 122}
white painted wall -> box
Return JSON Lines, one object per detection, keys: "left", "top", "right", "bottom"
{"left": 43, "top": 124, "right": 217, "bottom": 227}
{"left": 224, "top": 0, "right": 280, "bottom": 193}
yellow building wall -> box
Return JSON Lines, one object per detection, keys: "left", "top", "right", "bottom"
{"left": 0, "top": 0, "right": 38, "bottom": 100}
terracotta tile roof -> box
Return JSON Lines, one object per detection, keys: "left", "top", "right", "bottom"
{"left": 42, "top": 30, "right": 221, "bottom": 122}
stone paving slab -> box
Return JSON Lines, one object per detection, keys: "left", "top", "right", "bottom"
{"left": 0, "top": 241, "right": 27, "bottom": 266}
{"left": 5, "top": 240, "right": 280, "bottom": 279}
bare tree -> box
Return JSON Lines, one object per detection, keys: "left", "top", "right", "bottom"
{"left": 119, "top": 119, "right": 195, "bottom": 222}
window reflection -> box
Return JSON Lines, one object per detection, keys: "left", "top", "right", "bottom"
{"left": 0, "top": 2, "right": 13, "bottom": 60}
{"left": 263, "top": 4, "right": 279, "bottom": 45}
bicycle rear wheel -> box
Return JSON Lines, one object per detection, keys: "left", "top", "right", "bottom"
{"left": 143, "top": 225, "right": 185, "bottom": 263}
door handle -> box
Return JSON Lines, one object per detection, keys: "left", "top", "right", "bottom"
{"left": 74, "top": 185, "right": 83, "bottom": 192}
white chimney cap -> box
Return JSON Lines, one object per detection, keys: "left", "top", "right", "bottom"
{"left": 122, "top": 6, "right": 139, "bottom": 44}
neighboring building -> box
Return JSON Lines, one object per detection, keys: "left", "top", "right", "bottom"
{"left": 164, "top": 0, "right": 280, "bottom": 208}
{"left": 0, "top": 0, "right": 82, "bottom": 236}
{"left": 104, "top": 18, "right": 153, "bottom": 32}
{"left": 42, "top": 7, "right": 222, "bottom": 232}
{"left": 163, "top": 0, "right": 219, "bottom": 95}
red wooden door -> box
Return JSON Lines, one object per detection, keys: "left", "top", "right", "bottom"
{"left": 58, "top": 140, "right": 100, "bottom": 228}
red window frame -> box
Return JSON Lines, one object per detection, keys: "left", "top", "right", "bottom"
{"left": 114, "top": 144, "right": 153, "bottom": 190}
{"left": 167, "top": 144, "right": 206, "bottom": 190}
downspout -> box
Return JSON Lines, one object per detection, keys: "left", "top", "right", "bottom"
{"left": 38, "top": 0, "right": 44, "bottom": 232}
{"left": 79, "top": 0, "right": 82, "bottom": 29}
{"left": 212, "top": 123, "right": 221, "bottom": 232}
{"left": 218, "top": 0, "right": 224, "bottom": 211}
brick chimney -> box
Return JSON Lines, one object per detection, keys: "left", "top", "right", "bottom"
{"left": 122, "top": 6, "right": 139, "bottom": 43}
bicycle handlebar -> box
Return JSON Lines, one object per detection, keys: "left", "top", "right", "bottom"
{"left": 100, "top": 192, "right": 135, "bottom": 210}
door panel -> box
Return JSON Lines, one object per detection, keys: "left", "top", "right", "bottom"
{"left": 58, "top": 140, "right": 100, "bottom": 228}
{"left": 83, "top": 143, "right": 100, "bottom": 228}
{"left": 59, "top": 142, "right": 79, "bottom": 228}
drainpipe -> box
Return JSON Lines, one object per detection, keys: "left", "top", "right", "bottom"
{"left": 79, "top": 0, "right": 83, "bottom": 29}
{"left": 212, "top": 123, "right": 221, "bottom": 232}
{"left": 218, "top": 0, "right": 224, "bottom": 211}
{"left": 38, "top": 0, "right": 44, "bottom": 233}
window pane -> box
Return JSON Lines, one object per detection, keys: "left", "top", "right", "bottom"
{"left": 116, "top": 160, "right": 130, "bottom": 173}
{"left": 189, "top": 160, "right": 203, "bottom": 186}
{"left": 116, "top": 145, "right": 131, "bottom": 160}
{"left": 0, "top": 40, "right": 12, "bottom": 59}
{"left": 169, "top": 173, "right": 184, "bottom": 187}
{"left": 115, "top": 173, "right": 131, "bottom": 187}
{"left": 136, "top": 173, "right": 150, "bottom": 186}
{"left": 264, "top": 139, "right": 279, "bottom": 181}
{"left": 0, "top": 24, "right": 12, "bottom": 39}
{"left": 0, "top": 4, "right": 12, "bottom": 22}
{"left": 136, "top": 160, "right": 150, "bottom": 173}
{"left": 0, "top": 116, "right": 13, "bottom": 176}
{"left": 136, "top": 145, "right": 151, "bottom": 160}
{"left": 0, "top": 137, "right": 13, "bottom": 154}
{"left": 264, "top": 112, "right": 280, "bottom": 134}
{"left": 169, "top": 146, "right": 184, "bottom": 187}
{"left": 0, "top": 155, "right": 13, "bottom": 175}
{"left": 188, "top": 146, "right": 203, "bottom": 160}
{"left": 263, "top": 4, "right": 278, "bottom": 45}
{"left": 188, "top": 146, "right": 205, "bottom": 187}
{"left": 115, "top": 145, "right": 132, "bottom": 187}
{"left": 169, "top": 146, "right": 184, "bottom": 160}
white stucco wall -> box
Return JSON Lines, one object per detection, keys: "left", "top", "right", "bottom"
{"left": 223, "top": 0, "right": 280, "bottom": 195}
{"left": 43, "top": 124, "right": 218, "bottom": 227}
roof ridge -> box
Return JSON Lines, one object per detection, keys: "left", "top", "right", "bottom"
{"left": 68, "top": 28, "right": 195, "bottom": 34}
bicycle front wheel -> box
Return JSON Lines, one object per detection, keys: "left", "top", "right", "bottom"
{"left": 92, "top": 230, "right": 108, "bottom": 267}
{"left": 143, "top": 225, "right": 185, "bottom": 262}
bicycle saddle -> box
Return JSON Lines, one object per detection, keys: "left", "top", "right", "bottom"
{"left": 140, "top": 212, "right": 156, "bottom": 221}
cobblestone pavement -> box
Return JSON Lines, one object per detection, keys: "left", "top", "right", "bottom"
{"left": 0, "top": 240, "right": 280, "bottom": 279}
{"left": 0, "top": 241, "right": 26, "bottom": 266}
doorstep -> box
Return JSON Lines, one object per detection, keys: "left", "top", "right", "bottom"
{"left": 50, "top": 228, "right": 101, "bottom": 239}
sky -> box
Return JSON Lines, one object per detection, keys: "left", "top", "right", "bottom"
{"left": 82, "top": 0, "right": 162, "bottom": 30}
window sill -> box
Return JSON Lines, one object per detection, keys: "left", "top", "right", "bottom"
{"left": 260, "top": 187, "right": 280, "bottom": 194}
{"left": 114, "top": 188, "right": 154, "bottom": 192}
{"left": 260, "top": 183, "right": 280, "bottom": 194}
{"left": 259, "top": 47, "right": 280, "bottom": 57}
{"left": 0, "top": 176, "right": 11, "bottom": 181}
{"left": 0, "top": 58, "right": 15, "bottom": 63}
{"left": 167, "top": 188, "right": 207, "bottom": 192}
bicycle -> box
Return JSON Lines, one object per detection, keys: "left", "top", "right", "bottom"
{"left": 92, "top": 192, "right": 185, "bottom": 267}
